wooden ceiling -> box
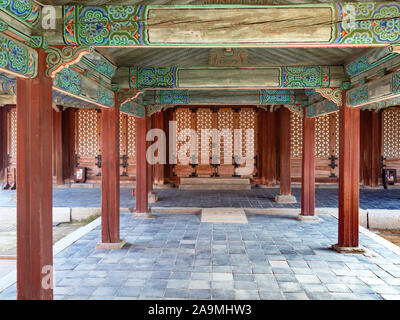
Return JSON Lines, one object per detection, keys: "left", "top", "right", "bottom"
{"left": 96, "top": 47, "right": 371, "bottom": 68}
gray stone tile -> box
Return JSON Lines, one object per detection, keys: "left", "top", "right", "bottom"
{"left": 259, "top": 290, "right": 284, "bottom": 300}
{"left": 283, "top": 291, "right": 309, "bottom": 300}
{"left": 212, "top": 290, "right": 235, "bottom": 300}
{"left": 189, "top": 289, "right": 211, "bottom": 299}
{"left": 235, "top": 290, "right": 259, "bottom": 300}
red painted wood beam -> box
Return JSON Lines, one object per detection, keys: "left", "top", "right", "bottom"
{"left": 53, "top": 110, "right": 64, "bottom": 185}
{"left": 100, "top": 98, "right": 120, "bottom": 244}
{"left": 338, "top": 91, "right": 360, "bottom": 248}
{"left": 135, "top": 117, "right": 148, "bottom": 214}
{"left": 279, "top": 107, "right": 291, "bottom": 195}
{"left": 301, "top": 111, "right": 315, "bottom": 216}
{"left": 16, "top": 49, "right": 53, "bottom": 300}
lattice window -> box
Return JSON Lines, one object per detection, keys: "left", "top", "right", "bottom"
{"left": 119, "top": 113, "right": 125, "bottom": 155}
{"left": 9, "top": 108, "right": 17, "bottom": 157}
{"left": 217, "top": 109, "right": 234, "bottom": 164}
{"left": 315, "top": 114, "right": 330, "bottom": 158}
{"left": 127, "top": 115, "right": 136, "bottom": 158}
{"left": 290, "top": 111, "right": 302, "bottom": 158}
{"left": 196, "top": 108, "right": 213, "bottom": 163}
{"left": 238, "top": 109, "right": 256, "bottom": 158}
{"left": 176, "top": 108, "right": 193, "bottom": 162}
{"left": 383, "top": 108, "right": 400, "bottom": 158}
{"left": 76, "top": 109, "right": 99, "bottom": 157}
{"left": 333, "top": 112, "right": 340, "bottom": 158}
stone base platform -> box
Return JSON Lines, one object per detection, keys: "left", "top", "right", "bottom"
{"left": 179, "top": 178, "right": 251, "bottom": 190}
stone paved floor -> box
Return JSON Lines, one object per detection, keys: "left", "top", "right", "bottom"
{"left": 1, "top": 186, "right": 400, "bottom": 209}
{"left": 1, "top": 212, "right": 400, "bottom": 300}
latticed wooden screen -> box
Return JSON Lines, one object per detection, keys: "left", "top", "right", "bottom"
{"left": 119, "top": 113, "right": 126, "bottom": 156}
{"left": 76, "top": 109, "right": 100, "bottom": 157}
{"left": 9, "top": 108, "right": 17, "bottom": 157}
{"left": 238, "top": 108, "right": 256, "bottom": 159}
{"left": 196, "top": 108, "right": 213, "bottom": 163}
{"left": 290, "top": 111, "right": 303, "bottom": 158}
{"left": 176, "top": 108, "right": 193, "bottom": 161}
{"left": 217, "top": 108, "right": 234, "bottom": 164}
{"left": 333, "top": 112, "right": 340, "bottom": 158}
{"left": 127, "top": 114, "right": 136, "bottom": 158}
{"left": 383, "top": 108, "right": 400, "bottom": 159}
{"left": 315, "top": 114, "right": 330, "bottom": 158}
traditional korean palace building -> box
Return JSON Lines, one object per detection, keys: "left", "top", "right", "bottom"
{"left": 1, "top": 0, "right": 400, "bottom": 299}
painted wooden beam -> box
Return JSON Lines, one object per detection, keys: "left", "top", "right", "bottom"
{"left": 120, "top": 100, "right": 145, "bottom": 117}
{"left": 129, "top": 66, "right": 344, "bottom": 89}
{"left": 0, "top": 32, "right": 37, "bottom": 78}
{"left": 0, "top": 71, "right": 115, "bottom": 109}
{"left": 53, "top": 67, "right": 115, "bottom": 108}
{"left": 63, "top": 3, "right": 400, "bottom": 47}
{"left": 306, "top": 99, "right": 339, "bottom": 118}
{"left": 144, "top": 89, "right": 307, "bottom": 105}
{"left": 345, "top": 45, "right": 398, "bottom": 81}
{"left": 0, "top": 0, "right": 39, "bottom": 29}
{"left": 347, "top": 69, "right": 400, "bottom": 108}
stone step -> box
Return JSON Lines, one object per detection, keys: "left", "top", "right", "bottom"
{"left": 179, "top": 184, "right": 251, "bottom": 190}
{"left": 180, "top": 177, "right": 250, "bottom": 185}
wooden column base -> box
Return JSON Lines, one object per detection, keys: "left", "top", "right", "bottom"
{"left": 96, "top": 240, "right": 126, "bottom": 250}
{"left": 331, "top": 244, "right": 366, "bottom": 254}
{"left": 275, "top": 194, "right": 297, "bottom": 203}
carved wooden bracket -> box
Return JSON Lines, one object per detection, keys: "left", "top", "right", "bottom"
{"left": 315, "top": 88, "right": 343, "bottom": 107}
{"left": 45, "top": 45, "right": 93, "bottom": 78}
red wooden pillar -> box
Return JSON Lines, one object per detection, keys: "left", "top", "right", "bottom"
{"left": 153, "top": 112, "right": 165, "bottom": 185}
{"left": 135, "top": 117, "right": 148, "bottom": 214}
{"left": 53, "top": 109, "right": 64, "bottom": 185}
{"left": 300, "top": 111, "right": 315, "bottom": 217}
{"left": 370, "top": 111, "right": 381, "bottom": 187}
{"left": 147, "top": 116, "right": 153, "bottom": 195}
{"left": 98, "top": 97, "right": 123, "bottom": 248}
{"left": 265, "top": 110, "right": 278, "bottom": 186}
{"left": 16, "top": 49, "right": 53, "bottom": 300}
{"left": 360, "top": 110, "right": 381, "bottom": 187}
{"left": 0, "top": 107, "right": 7, "bottom": 185}
{"left": 62, "top": 108, "right": 75, "bottom": 182}
{"left": 334, "top": 91, "right": 362, "bottom": 251}
{"left": 276, "top": 107, "right": 296, "bottom": 203}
